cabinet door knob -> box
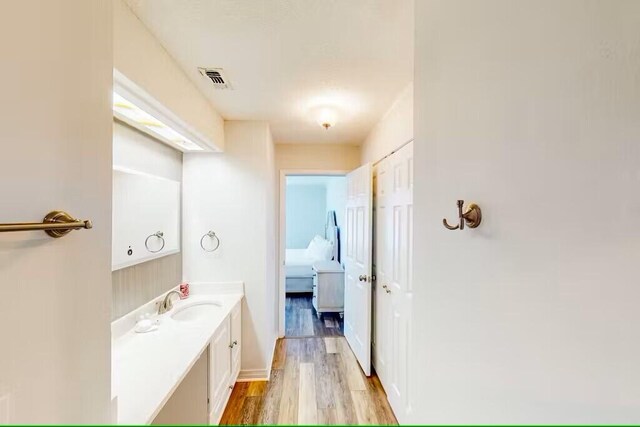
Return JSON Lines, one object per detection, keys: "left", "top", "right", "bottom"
{"left": 358, "top": 275, "right": 367, "bottom": 282}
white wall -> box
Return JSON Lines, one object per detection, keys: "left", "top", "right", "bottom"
{"left": 0, "top": 1, "right": 112, "bottom": 422}
{"left": 361, "top": 83, "right": 413, "bottom": 164}
{"left": 113, "top": 121, "right": 183, "bottom": 181}
{"left": 285, "top": 184, "right": 327, "bottom": 249}
{"left": 183, "top": 121, "right": 277, "bottom": 377}
{"left": 412, "top": 0, "right": 640, "bottom": 423}
{"left": 113, "top": 0, "right": 224, "bottom": 151}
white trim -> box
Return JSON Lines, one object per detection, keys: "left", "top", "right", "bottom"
{"left": 236, "top": 335, "right": 276, "bottom": 382}
{"left": 278, "top": 169, "right": 351, "bottom": 338}
{"left": 236, "top": 369, "right": 271, "bottom": 382}
{"left": 112, "top": 248, "right": 180, "bottom": 271}
{"left": 372, "top": 137, "right": 414, "bottom": 166}
{"left": 265, "top": 335, "right": 278, "bottom": 378}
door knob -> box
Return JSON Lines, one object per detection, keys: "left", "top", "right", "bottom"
{"left": 382, "top": 284, "right": 391, "bottom": 294}
{"left": 358, "top": 275, "right": 367, "bottom": 282}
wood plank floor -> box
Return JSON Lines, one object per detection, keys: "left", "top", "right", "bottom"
{"left": 285, "top": 294, "right": 344, "bottom": 337}
{"left": 220, "top": 337, "right": 397, "bottom": 425}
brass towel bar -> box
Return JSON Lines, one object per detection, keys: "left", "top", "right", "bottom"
{"left": 0, "top": 211, "right": 92, "bottom": 238}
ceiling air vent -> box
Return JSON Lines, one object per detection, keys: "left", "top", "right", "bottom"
{"left": 198, "top": 67, "right": 232, "bottom": 90}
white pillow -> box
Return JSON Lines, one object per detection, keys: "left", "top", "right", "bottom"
{"left": 322, "top": 240, "right": 334, "bottom": 260}
{"left": 305, "top": 237, "right": 323, "bottom": 259}
{"left": 305, "top": 235, "right": 321, "bottom": 251}
{"left": 306, "top": 235, "right": 334, "bottom": 260}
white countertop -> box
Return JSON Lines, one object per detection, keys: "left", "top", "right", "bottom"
{"left": 111, "top": 284, "right": 243, "bottom": 424}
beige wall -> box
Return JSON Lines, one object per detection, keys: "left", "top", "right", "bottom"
{"left": 183, "top": 122, "right": 277, "bottom": 378}
{"left": 113, "top": 0, "right": 224, "bottom": 151}
{"left": 0, "top": 1, "right": 112, "bottom": 422}
{"left": 412, "top": 0, "right": 640, "bottom": 423}
{"left": 361, "top": 83, "right": 414, "bottom": 164}
{"left": 275, "top": 143, "right": 361, "bottom": 172}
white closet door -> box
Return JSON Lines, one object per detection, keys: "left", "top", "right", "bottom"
{"left": 375, "top": 142, "right": 414, "bottom": 421}
{"left": 344, "top": 162, "right": 373, "bottom": 376}
{"left": 373, "top": 158, "right": 393, "bottom": 387}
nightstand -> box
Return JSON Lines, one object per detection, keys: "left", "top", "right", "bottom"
{"left": 312, "top": 260, "right": 345, "bottom": 318}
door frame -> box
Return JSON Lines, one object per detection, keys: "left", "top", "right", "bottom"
{"left": 278, "top": 169, "right": 350, "bottom": 337}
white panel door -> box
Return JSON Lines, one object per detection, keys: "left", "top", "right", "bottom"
{"left": 377, "top": 142, "right": 414, "bottom": 420}
{"left": 344, "top": 162, "right": 373, "bottom": 376}
{"left": 373, "top": 160, "right": 392, "bottom": 386}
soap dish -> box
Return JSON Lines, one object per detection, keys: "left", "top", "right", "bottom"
{"left": 134, "top": 318, "right": 159, "bottom": 334}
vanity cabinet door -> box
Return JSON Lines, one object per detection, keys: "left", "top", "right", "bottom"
{"left": 209, "top": 317, "right": 231, "bottom": 424}
{"left": 230, "top": 303, "right": 242, "bottom": 384}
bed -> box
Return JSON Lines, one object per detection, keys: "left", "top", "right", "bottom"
{"left": 285, "top": 211, "right": 339, "bottom": 293}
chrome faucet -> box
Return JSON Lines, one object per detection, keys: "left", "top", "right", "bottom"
{"left": 157, "top": 290, "right": 182, "bottom": 315}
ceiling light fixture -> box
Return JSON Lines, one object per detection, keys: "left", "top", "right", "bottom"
{"left": 112, "top": 69, "right": 218, "bottom": 152}
{"left": 316, "top": 107, "right": 337, "bottom": 130}
{"left": 112, "top": 92, "right": 204, "bottom": 151}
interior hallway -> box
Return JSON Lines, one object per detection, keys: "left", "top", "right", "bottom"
{"left": 220, "top": 337, "right": 397, "bottom": 425}
{"left": 285, "top": 294, "right": 344, "bottom": 337}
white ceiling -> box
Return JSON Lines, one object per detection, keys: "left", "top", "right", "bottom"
{"left": 123, "top": 0, "right": 414, "bottom": 145}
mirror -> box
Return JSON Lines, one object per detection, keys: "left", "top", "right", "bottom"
{"left": 112, "top": 167, "right": 180, "bottom": 270}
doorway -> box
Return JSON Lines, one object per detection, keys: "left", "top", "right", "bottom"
{"left": 278, "top": 171, "right": 348, "bottom": 337}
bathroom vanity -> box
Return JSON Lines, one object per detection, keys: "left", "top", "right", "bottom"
{"left": 111, "top": 283, "right": 243, "bottom": 425}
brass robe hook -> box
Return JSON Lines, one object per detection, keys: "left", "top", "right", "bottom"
{"left": 443, "top": 200, "right": 482, "bottom": 230}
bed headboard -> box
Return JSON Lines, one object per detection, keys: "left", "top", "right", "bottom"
{"left": 325, "top": 210, "right": 340, "bottom": 262}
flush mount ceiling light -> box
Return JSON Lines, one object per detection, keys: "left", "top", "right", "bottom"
{"left": 298, "top": 90, "right": 365, "bottom": 132}
{"left": 113, "top": 69, "right": 216, "bottom": 152}
{"left": 316, "top": 107, "right": 337, "bottom": 130}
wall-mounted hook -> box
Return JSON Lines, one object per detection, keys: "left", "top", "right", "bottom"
{"left": 443, "top": 200, "right": 482, "bottom": 230}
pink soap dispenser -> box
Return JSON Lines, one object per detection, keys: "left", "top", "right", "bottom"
{"left": 179, "top": 283, "right": 189, "bottom": 299}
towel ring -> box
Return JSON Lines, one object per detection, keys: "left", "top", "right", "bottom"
{"left": 145, "top": 231, "right": 165, "bottom": 253}
{"left": 200, "top": 230, "right": 220, "bottom": 252}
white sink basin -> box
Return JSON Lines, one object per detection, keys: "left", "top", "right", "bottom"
{"left": 171, "top": 301, "right": 222, "bottom": 322}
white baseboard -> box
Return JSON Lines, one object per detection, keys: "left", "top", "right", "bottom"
{"left": 236, "top": 369, "right": 270, "bottom": 382}
{"left": 236, "top": 334, "right": 278, "bottom": 382}
{"left": 266, "top": 335, "right": 277, "bottom": 378}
